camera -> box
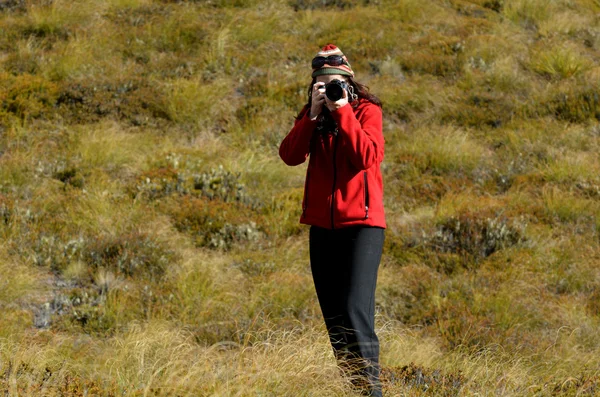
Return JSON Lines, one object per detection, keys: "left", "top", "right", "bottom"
{"left": 325, "top": 79, "right": 349, "bottom": 101}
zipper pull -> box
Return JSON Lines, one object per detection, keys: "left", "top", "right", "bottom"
{"left": 365, "top": 206, "right": 369, "bottom": 219}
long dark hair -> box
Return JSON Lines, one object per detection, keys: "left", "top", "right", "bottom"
{"left": 297, "top": 76, "right": 382, "bottom": 120}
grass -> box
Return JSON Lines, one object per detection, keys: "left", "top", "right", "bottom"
{"left": 529, "top": 44, "right": 592, "bottom": 80}
{"left": 1, "top": 0, "right": 600, "bottom": 395}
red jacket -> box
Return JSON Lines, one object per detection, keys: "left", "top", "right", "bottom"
{"left": 279, "top": 99, "right": 386, "bottom": 229}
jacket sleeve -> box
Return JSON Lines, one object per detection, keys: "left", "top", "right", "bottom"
{"left": 331, "top": 102, "right": 384, "bottom": 170}
{"left": 279, "top": 106, "right": 317, "bottom": 166}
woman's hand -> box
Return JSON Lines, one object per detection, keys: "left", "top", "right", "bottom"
{"left": 309, "top": 82, "right": 326, "bottom": 120}
{"left": 325, "top": 87, "right": 348, "bottom": 112}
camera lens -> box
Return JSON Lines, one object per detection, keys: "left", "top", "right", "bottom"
{"left": 325, "top": 81, "right": 344, "bottom": 101}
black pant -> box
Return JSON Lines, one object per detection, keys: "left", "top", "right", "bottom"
{"left": 309, "top": 225, "right": 385, "bottom": 397}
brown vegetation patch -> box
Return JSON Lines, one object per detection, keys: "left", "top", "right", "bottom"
{"left": 378, "top": 265, "right": 439, "bottom": 325}
{"left": 52, "top": 166, "right": 85, "bottom": 189}
{"left": 289, "top": 0, "right": 369, "bottom": 11}
{"left": 381, "top": 363, "right": 466, "bottom": 395}
{"left": 0, "top": 365, "right": 112, "bottom": 396}
{"left": 398, "top": 30, "right": 467, "bottom": 78}
{"left": 441, "top": 90, "right": 518, "bottom": 128}
{"left": 385, "top": 178, "right": 471, "bottom": 214}
{"left": 166, "top": 196, "right": 266, "bottom": 250}
{"left": 0, "top": 72, "right": 59, "bottom": 123}
{"left": 55, "top": 78, "right": 169, "bottom": 126}
{"left": 543, "top": 83, "right": 600, "bottom": 123}
{"left": 529, "top": 373, "right": 600, "bottom": 396}
{"left": 104, "top": 4, "right": 172, "bottom": 27}
{"left": 0, "top": 0, "right": 25, "bottom": 13}
{"left": 84, "top": 230, "right": 177, "bottom": 281}
{"left": 0, "top": 193, "right": 13, "bottom": 225}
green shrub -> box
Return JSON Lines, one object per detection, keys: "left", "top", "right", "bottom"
{"left": 29, "top": 230, "right": 177, "bottom": 281}
{"left": 30, "top": 234, "right": 86, "bottom": 273}
{"left": 84, "top": 230, "right": 177, "bottom": 281}
{"left": 482, "top": 0, "right": 503, "bottom": 12}
{"left": 133, "top": 159, "right": 261, "bottom": 208}
{"left": 412, "top": 210, "right": 528, "bottom": 264}
{"left": 436, "top": 213, "right": 526, "bottom": 258}
{"left": 134, "top": 165, "right": 184, "bottom": 200}
{"left": 37, "top": 286, "right": 108, "bottom": 329}
{"left": 193, "top": 165, "right": 252, "bottom": 203}
{"left": 52, "top": 166, "right": 86, "bottom": 189}
{"left": 46, "top": 282, "right": 163, "bottom": 336}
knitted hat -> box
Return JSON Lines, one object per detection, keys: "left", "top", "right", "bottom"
{"left": 311, "top": 44, "right": 354, "bottom": 78}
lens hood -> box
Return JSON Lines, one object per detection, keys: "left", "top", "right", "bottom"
{"left": 325, "top": 79, "right": 348, "bottom": 101}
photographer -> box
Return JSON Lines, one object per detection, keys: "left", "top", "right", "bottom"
{"left": 279, "top": 44, "right": 386, "bottom": 396}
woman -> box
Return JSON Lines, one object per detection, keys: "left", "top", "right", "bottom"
{"left": 279, "top": 44, "right": 386, "bottom": 396}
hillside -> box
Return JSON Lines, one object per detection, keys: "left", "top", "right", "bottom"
{"left": 1, "top": 0, "right": 600, "bottom": 395}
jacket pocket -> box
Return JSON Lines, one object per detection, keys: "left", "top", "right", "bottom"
{"left": 302, "top": 170, "right": 310, "bottom": 218}
{"left": 363, "top": 171, "right": 369, "bottom": 219}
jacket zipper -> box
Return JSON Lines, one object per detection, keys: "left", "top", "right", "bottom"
{"left": 364, "top": 171, "right": 369, "bottom": 219}
{"left": 331, "top": 133, "right": 338, "bottom": 229}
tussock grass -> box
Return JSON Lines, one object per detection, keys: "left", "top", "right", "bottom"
{"left": 39, "top": 30, "right": 111, "bottom": 82}
{"left": 537, "top": 9, "right": 595, "bottom": 37}
{"left": 0, "top": 245, "right": 43, "bottom": 305}
{"left": 503, "top": 0, "right": 553, "bottom": 31}
{"left": 542, "top": 150, "right": 600, "bottom": 185}
{"left": 390, "top": 125, "right": 489, "bottom": 176}
{"left": 529, "top": 44, "right": 592, "bottom": 80}
{"left": 541, "top": 185, "right": 599, "bottom": 224}
{"left": 74, "top": 120, "right": 165, "bottom": 172}
{"left": 160, "top": 76, "right": 240, "bottom": 131}
{"left": 2, "top": 37, "right": 44, "bottom": 75}
{"left": 0, "top": 321, "right": 355, "bottom": 396}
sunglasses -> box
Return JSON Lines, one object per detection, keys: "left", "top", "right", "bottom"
{"left": 311, "top": 55, "right": 349, "bottom": 69}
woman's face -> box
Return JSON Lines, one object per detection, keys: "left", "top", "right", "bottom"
{"left": 315, "top": 74, "right": 348, "bottom": 85}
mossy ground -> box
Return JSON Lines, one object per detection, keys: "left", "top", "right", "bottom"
{"left": 1, "top": 0, "right": 600, "bottom": 395}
